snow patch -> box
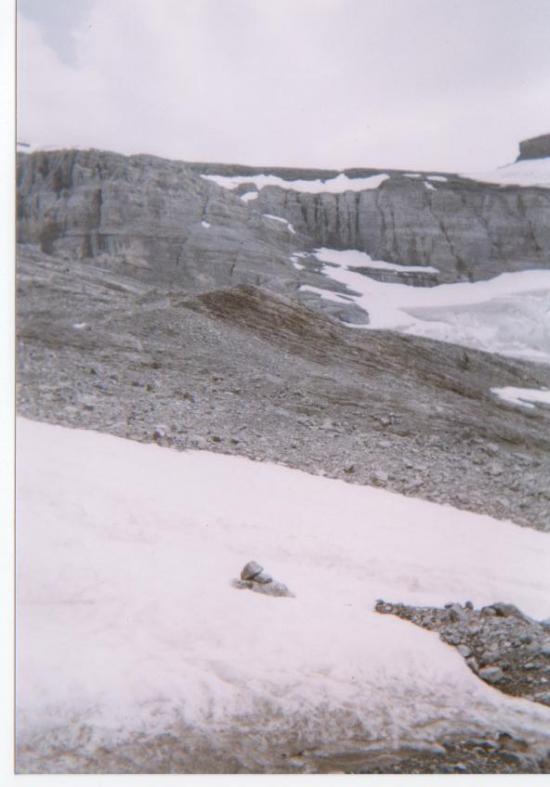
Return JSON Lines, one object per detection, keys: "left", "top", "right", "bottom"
{"left": 427, "top": 175, "right": 448, "bottom": 182}
{"left": 201, "top": 220, "right": 211, "bottom": 228}
{"left": 310, "top": 249, "right": 550, "bottom": 362}
{"left": 263, "top": 214, "right": 296, "bottom": 234}
{"left": 203, "top": 172, "right": 389, "bottom": 194}
{"left": 16, "top": 418, "right": 550, "bottom": 761}
{"left": 462, "top": 158, "right": 550, "bottom": 188}
{"left": 240, "top": 191, "right": 258, "bottom": 202}
{"left": 315, "top": 247, "right": 439, "bottom": 274}
{"left": 491, "top": 386, "right": 550, "bottom": 410}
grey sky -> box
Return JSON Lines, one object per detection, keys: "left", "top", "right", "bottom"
{"left": 16, "top": 0, "right": 550, "bottom": 171}
{"left": 19, "top": 0, "right": 93, "bottom": 65}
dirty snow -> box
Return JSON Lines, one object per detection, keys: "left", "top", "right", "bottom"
{"left": 491, "top": 386, "right": 550, "bottom": 410}
{"left": 16, "top": 418, "right": 550, "bottom": 767}
{"left": 462, "top": 157, "right": 550, "bottom": 188}
{"left": 305, "top": 250, "right": 550, "bottom": 362}
{"left": 203, "top": 172, "right": 389, "bottom": 194}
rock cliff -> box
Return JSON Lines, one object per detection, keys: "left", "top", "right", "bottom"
{"left": 16, "top": 149, "right": 305, "bottom": 294}
{"left": 17, "top": 143, "right": 550, "bottom": 296}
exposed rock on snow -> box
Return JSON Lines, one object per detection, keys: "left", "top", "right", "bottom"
{"left": 240, "top": 560, "right": 264, "bottom": 580}
{"left": 234, "top": 561, "right": 293, "bottom": 597}
{"left": 375, "top": 600, "right": 550, "bottom": 707}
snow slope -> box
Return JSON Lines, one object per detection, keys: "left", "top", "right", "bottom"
{"left": 16, "top": 418, "right": 550, "bottom": 771}
{"left": 302, "top": 250, "right": 550, "bottom": 363}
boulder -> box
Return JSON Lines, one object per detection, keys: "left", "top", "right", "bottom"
{"left": 234, "top": 561, "right": 294, "bottom": 598}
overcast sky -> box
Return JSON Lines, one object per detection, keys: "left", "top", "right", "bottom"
{"left": 16, "top": 0, "right": 550, "bottom": 171}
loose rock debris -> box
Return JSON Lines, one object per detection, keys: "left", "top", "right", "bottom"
{"left": 232, "top": 561, "right": 294, "bottom": 597}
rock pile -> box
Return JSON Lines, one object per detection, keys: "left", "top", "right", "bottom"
{"left": 375, "top": 600, "right": 550, "bottom": 706}
{"left": 232, "top": 561, "right": 294, "bottom": 598}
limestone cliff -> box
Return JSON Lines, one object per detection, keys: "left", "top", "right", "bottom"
{"left": 16, "top": 141, "right": 550, "bottom": 293}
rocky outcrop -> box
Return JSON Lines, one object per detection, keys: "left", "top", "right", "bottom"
{"left": 17, "top": 147, "right": 550, "bottom": 295}
{"left": 16, "top": 149, "right": 307, "bottom": 294}
{"left": 241, "top": 174, "right": 550, "bottom": 282}
{"left": 517, "top": 134, "right": 550, "bottom": 161}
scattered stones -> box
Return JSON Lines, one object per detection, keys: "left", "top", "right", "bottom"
{"left": 375, "top": 600, "right": 550, "bottom": 706}
{"left": 352, "top": 732, "right": 548, "bottom": 774}
{"left": 479, "top": 666, "right": 504, "bottom": 684}
{"left": 234, "top": 561, "right": 294, "bottom": 598}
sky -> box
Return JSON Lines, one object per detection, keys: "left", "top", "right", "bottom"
{"left": 14, "top": 0, "right": 550, "bottom": 175}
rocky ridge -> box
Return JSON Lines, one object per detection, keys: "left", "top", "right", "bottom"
{"left": 17, "top": 144, "right": 550, "bottom": 304}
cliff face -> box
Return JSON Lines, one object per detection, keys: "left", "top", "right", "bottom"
{"left": 17, "top": 145, "right": 550, "bottom": 291}
{"left": 238, "top": 175, "right": 550, "bottom": 282}
{"left": 16, "top": 149, "right": 305, "bottom": 294}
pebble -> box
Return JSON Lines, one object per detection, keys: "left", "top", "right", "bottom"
{"left": 478, "top": 666, "right": 505, "bottom": 684}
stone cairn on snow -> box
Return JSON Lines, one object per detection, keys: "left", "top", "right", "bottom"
{"left": 232, "top": 560, "right": 294, "bottom": 598}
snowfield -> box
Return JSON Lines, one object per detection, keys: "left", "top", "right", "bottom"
{"left": 16, "top": 418, "right": 550, "bottom": 772}
{"left": 302, "top": 250, "right": 550, "bottom": 363}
